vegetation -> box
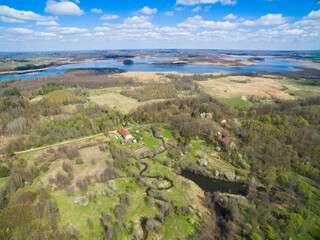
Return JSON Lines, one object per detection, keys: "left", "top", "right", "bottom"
{"left": 0, "top": 55, "right": 319, "bottom": 240}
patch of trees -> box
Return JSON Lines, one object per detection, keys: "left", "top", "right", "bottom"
{"left": 0, "top": 70, "right": 134, "bottom": 95}
{"left": 14, "top": 62, "right": 56, "bottom": 71}
{"left": 121, "top": 84, "right": 178, "bottom": 102}
{"left": 6, "top": 105, "right": 123, "bottom": 151}
{"left": 4, "top": 87, "right": 21, "bottom": 97}
{"left": 38, "top": 82, "right": 62, "bottom": 95}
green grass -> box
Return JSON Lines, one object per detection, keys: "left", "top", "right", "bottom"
{"left": 160, "top": 126, "right": 173, "bottom": 139}
{"left": 142, "top": 135, "right": 160, "bottom": 149}
{"left": 162, "top": 214, "right": 198, "bottom": 240}
{"left": 0, "top": 177, "right": 8, "bottom": 189}
{"left": 279, "top": 78, "right": 320, "bottom": 99}
{"left": 218, "top": 96, "right": 252, "bottom": 107}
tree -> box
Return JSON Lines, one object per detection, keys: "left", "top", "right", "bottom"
{"left": 0, "top": 166, "right": 10, "bottom": 177}
{"left": 4, "top": 88, "right": 20, "bottom": 96}
{"left": 7, "top": 117, "right": 27, "bottom": 134}
{"left": 250, "top": 233, "right": 263, "bottom": 240}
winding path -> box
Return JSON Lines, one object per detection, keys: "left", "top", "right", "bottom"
{"left": 138, "top": 129, "right": 174, "bottom": 240}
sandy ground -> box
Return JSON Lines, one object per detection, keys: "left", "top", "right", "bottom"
{"left": 113, "top": 71, "right": 172, "bottom": 83}
{"left": 197, "top": 75, "right": 299, "bottom": 100}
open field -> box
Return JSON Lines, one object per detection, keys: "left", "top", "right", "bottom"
{"left": 197, "top": 75, "right": 298, "bottom": 102}
{"left": 89, "top": 87, "right": 179, "bottom": 113}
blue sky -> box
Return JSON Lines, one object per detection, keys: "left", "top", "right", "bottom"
{"left": 0, "top": 0, "right": 319, "bottom": 51}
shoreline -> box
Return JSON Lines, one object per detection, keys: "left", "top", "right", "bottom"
{"left": 0, "top": 58, "right": 97, "bottom": 77}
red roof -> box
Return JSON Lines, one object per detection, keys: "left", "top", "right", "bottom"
{"left": 118, "top": 127, "right": 131, "bottom": 138}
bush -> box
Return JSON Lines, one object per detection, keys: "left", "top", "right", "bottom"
{"left": 0, "top": 166, "right": 10, "bottom": 177}
{"left": 115, "top": 204, "right": 127, "bottom": 221}
{"left": 62, "top": 161, "right": 72, "bottom": 173}
{"left": 66, "top": 186, "right": 74, "bottom": 195}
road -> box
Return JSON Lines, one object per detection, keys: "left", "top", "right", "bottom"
{"left": 14, "top": 132, "right": 109, "bottom": 154}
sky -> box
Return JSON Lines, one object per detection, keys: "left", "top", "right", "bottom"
{"left": 0, "top": 0, "right": 319, "bottom": 51}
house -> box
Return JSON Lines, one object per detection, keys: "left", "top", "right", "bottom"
{"left": 132, "top": 139, "right": 137, "bottom": 143}
{"left": 200, "top": 112, "right": 213, "bottom": 119}
{"left": 118, "top": 127, "right": 132, "bottom": 140}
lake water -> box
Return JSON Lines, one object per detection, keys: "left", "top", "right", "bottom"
{"left": 181, "top": 170, "right": 248, "bottom": 196}
{"left": 1, "top": 56, "right": 319, "bottom": 81}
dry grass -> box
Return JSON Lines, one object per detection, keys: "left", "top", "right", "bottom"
{"left": 112, "top": 71, "right": 172, "bottom": 83}
{"left": 79, "top": 145, "right": 109, "bottom": 163}
{"left": 45, "top": 90, "right": 86, "bottom": 104}
{"left": 89, "top": 89, "right": 176, "bottom": 113}
{"left": 197, "top": 75, "right": 298, "bottom": 100}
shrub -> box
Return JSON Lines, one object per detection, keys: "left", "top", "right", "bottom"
{"left": 62, "top": 161, "right": 72, "bottom": 173}
{"left": 66, "top": 186, "right": 74, "bottom": 195}
{"left": 0, "top": 166, "right": 10, "bottom": 177}
{"left": 115, "top": 204, "right": 127, "bottom": 221}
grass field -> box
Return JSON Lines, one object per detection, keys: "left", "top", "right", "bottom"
{"left": 197, "top": 75, "right": 297, "bottom": 102}
{"left": 279, "top": 77, "right": 320, "bottom": 98}
{"left": 218, "top": 96, "right": 252, "bottom": 107}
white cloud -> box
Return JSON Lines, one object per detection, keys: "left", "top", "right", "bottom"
{"left": 74, "top": 0, "right": 80, "bottom": 3}
{"left": 176, "top": 0, "right": 237, "bottom": 6}
{"left": 94, "top": 32, "right": 104, "bottom": 36}
{"left": 139, "top": 6, "right": 157, "bottom": 15}
{"left": 91, "top": 8, "right": 102, "bottom": 14}
{"left": 242, "top": 14, "right": 288, "bottom": 26}
{"left": 174, "top": 7, "right": 185, "bottom": 11}
{"left": 192, "top": 6, "right": 202, "bottom": 12}
{"left": 100, "top": 14, "right": 119, "bottom": 20}
{"left": 8, "top": 28, "right": 34, "bottom": 34}
{"left": 223, "top": 14, "right": 237, "bottom": 20}
{"left": 0, "top": 16, "right": 25, "bottom": 23}
{"left": 305, "top": 10, "right": 320, "bottom": 19}
{"left": 94, "top": 26, "right": 109, "bottom": 31}
{"left": 45, "top": 0, "right": 84, "bottom": 16}
{"left": 0, "top": 5, "right": 53, "bottom": 22}
{"left": 47, "top": 26, "right": 87, "bottom": 34}
{"left": 36, "top": 20, "right": 59, "bottom": 26}
{"left": 165, "top": 11, "right": 174, "bottom": 16}
{"left": 178, "top": 15, "right": 237, "bottom": 30}
{"left": 34, "top": 32, "right": 57, "bottom": 37}
{"left": 120, "top": 16, "right": 153, "bottom": 29}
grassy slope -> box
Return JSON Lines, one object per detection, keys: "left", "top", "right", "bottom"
{"left": 279, "top": 78, "right": 320, "bottom": 98}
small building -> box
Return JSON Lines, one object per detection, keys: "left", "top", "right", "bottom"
{"left": 110, "top": 134, "right": 119, "bottom": 140}
{"left": 132, "top": 139, "right": 137, "bottom": 143}
{"left": 118, "top": 127, "right": 132, "bottom": 140}
{"left": 200, "top": 112, "right": 213, "bottom": 119}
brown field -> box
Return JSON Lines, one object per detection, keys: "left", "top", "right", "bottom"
{"left": 197, "top": 75, "right": 299, "bottom": 100}
{"left": 89, "top": 88, "right": 177, "bottom": 113}
{"left": 112, "top": 71, "right": 172, "bottom": 83}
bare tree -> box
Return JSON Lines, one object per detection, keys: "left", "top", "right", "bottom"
{"left": 7, "top": 117, "right": 27, "bottom": 134}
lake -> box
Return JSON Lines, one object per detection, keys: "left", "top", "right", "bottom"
{"left": 181, "top": 170, "right": 248, "bottom": 196}
{"left": 1, "top": 56, "right": 319, "bottom": 81}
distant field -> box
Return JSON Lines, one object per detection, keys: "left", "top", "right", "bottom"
{"left": 279, "top": 77, "right": 320, "bottom": 98}
{"left": 197, "top": 75, "right": 298, "bottom": 102}
{"left": 89, "top": 90, "right": 141, "bottom": 113}
{"left": 89, "top": 88, "right": 177, "bottom": 113}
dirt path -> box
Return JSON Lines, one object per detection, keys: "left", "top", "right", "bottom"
{"left": 14, "top": 133, "right": 108, "bottom": 154}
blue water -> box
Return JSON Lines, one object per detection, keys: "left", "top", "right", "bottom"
{"left": 1, "top": 57, "right": 319, "bottom": 81}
